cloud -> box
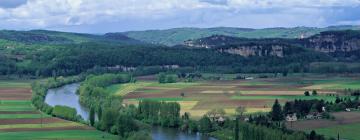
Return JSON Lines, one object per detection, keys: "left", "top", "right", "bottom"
{"left": 0, "top": 0, "right": 359, "bottom": 32}
{"left": 0, "top": 0, "right": 27, "bottom": 8}
{"left": 200, "top": 0, "right": 228, "bottom": 5}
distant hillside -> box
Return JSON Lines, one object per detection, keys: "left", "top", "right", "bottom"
{"left": 122, "top": 25, "right": 360, "bottom": 46}
{"left": 0, "top": 30, "right": 145, "bottom": 45}
{"left": 183, "top": 30, "right": 360, "bottom": 60}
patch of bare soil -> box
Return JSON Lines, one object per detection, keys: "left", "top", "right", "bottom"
{"left": 0, "top": 118, "right": 65, "bottom": 125}
{"left": 0, "top": 88, "right": 32, "bottom": 100}
{"left": 0, "top": 111, "right": 39, "bottom": 114}
{"left": 286, "top": 112, "right": 360, "bottom": 131}
{"left": 0, "top": 126, "right": 94, "bottom": 132}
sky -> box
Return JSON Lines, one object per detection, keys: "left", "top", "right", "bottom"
{"left": 0, "top": 0, "right": 359, "bottom": 33}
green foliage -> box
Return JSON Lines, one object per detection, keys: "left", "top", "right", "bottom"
{"left": 117, "top": 114, "right": 138, "bottom": 137}
{"left": 52, "top": 105, "right": 78, "bottom": 121}
{"left": 270, "top": 99, "right": 284, "bottom": 121}
{"left": 199, "top": 115, "right": 213, "bottom": 133}
{"left": 312, "top": 90, "right": 318, "bottom": 96}
{"left": 241, "top": 122, "right": 308, "bottom": 140}
{"left": 158, "top": 73, "right": 177, "bottom": 83}
{"left": 79, "top": 74, "right": 131, "bottom": 109}
{"left": 89, "top": 107, "right": 95, "bottom": 126}
{"left": 100, "top": 109, "right": 119, "bottom": 131}
{"left": 126, "top": 131, "right": 152, "bottom": 140}
{"left": 304, "top": 91, "right": 310, "bottom": 96}
{"left": 138, "top": 100, "right": 181, "bottom": 127}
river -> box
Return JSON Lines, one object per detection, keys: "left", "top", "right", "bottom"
{"left": 45, "top": 83, "right": 217, "bottom": 140}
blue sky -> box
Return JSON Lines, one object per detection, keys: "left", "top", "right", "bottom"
{"left": 0, "top": 0, "right": 359, "bottom": 33}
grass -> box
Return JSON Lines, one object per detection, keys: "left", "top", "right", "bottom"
{"left": 0, "top": 106, "right": 36, "bottom": 111}
{"left": 0, "top": 114, "right": 50, "bottom": 119}
{"left": 314, "top": 123, "right": 360, "bottom": 140}
{"left": 0, "top": 130, "right": 117, "bottom": 140}
{"left": 0, "top": 81, "right": 31, "bottom": 88}
{"left": 107, "top": 82, "right": 152, "bottom": 96}
{"left": 0, "top": 100, "right": 32, "bottom": 105}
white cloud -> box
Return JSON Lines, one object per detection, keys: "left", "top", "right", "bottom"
{"left": 0, "top": 0, "right": 359, "bottom": 31}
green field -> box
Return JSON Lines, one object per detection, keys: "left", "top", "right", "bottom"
{"left": 315, "top": 123, "right": 360, "bottom": 140}
{"left": 0, "top": 81, "right": 31, "bottom": 88}
{"left": 0, "top": 130, "right": 117, "bottom": 140}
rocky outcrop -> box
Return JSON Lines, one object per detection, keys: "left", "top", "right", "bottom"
{"left": 183, "top": 31, "right": 360, "bottom": 58}
{"left": 219, "top": 45, "right": 284, "bottom": 57}
{"left": 183, "top": 35, "right": 287, "bottom": 57}
{"left": 305, "top": 31, "right": 360, "bottom": 53}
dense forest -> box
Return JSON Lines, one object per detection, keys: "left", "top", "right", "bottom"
{"left": 1, "top": 29, "right": 360, "bottom": 77}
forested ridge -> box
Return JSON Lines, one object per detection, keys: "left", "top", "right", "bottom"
{"left": 1, "top": 29, "right": 360, "bottom": 77}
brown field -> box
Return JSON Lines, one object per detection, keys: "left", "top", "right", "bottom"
{"left": 286, "top": 112, "right": 360, "bottom": 131}
{"left": 0, "top": 88, "right": 32, "bottom": 100}
{"left": 0, "top": 118, "right": 65, "bottom": 125}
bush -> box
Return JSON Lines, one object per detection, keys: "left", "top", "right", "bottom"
{"left": 126, "top": 131, "right": 152, "bottom": 140}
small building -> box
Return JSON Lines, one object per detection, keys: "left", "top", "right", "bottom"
{"left": 245, "top": 77, "right": 254, "bottom": 80}
{"left": 322, "top": 106, "right": 326, "bottom": 112}
{"left": 286, "top": 113, "right": 297, "bottom": 122}
{"left": 244, "top": 117, "right": 249, "bottom": 122}
{"left": 306, "top": 112, "right": 322, "bottom": 120}
{"left": 346, "top": 108, "right": 351, "bottom": 112}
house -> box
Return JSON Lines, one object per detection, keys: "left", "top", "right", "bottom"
{"left": 245, "top": 77, "right": 254, "bottom": 80}
{"left": 306, "top": 112, "right": 322, "bottom": 120}
{"left": 286, "top": 113, "right": 297, "bottom": 122}
{"left": 244, "top": 117, "right": 249, "bottom": 122}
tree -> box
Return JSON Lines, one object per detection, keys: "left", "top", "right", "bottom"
{"left": 235, "top": 106, "right": 246, "bottom": 118}
{"left": 206, "top": 108, "right": 225, "bottom": 121}
{"left": 89, "top": 107, "right": 95, "bottom": 126}
{"left": 283, "top": 101, "right": 293, "bottom": 115}
{"left": 199, "top": 115, "right": 212, "bottom": 133}
{"left": 158, "top": 73, "right": 166, "bottom": 83}
{"left": 180, "top": 92, "right": 185, "bottom": 97}
{"left": 98, "top": 107, "right": 102, "bottom": 121}
{"left": 304, "top": 91, "right": 310, "bottom": 96}
{"left": 312, "top": 90, "right": 318, "bottom": 96}
{"left": 234, "top": 117, "right": 240, "bottom": 140}
{"left": 309, "top": 130, "right": 317, "bottom": 140}
{"left": 101, "top": 109, "right": 118, "bottom": 131}
{"left": 271, "top": 99, "right": 283, "bottom": 121}
{"left": 117, "top": 114, "right": 138, "bottom": 137}
{"left": 335, "top": 96, "right": 341, "bottom": 104}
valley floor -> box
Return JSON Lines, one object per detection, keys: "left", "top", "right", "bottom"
{"left": 0, "top": 80, "right": 116, "bottom": 140}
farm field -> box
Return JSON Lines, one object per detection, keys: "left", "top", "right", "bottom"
{"left": 0, "top": 80, "right": 117, "bottom": 140}
{"left": 121, "top": 74, "right": 360, "bottom": 119}
{"left": 287, "top": 112, "right": 360, "bottom": 140}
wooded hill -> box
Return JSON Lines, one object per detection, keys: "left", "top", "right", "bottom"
{"left": 0, "top": 29, "right": 360, "bottom": 77}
